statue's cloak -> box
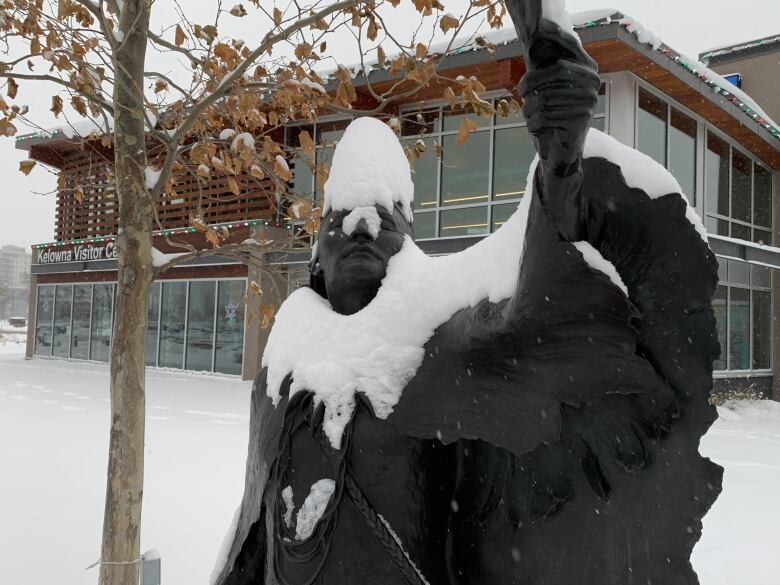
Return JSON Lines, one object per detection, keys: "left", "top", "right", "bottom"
{"left": 213, "top": 152, "right": 723, "bottom": 585}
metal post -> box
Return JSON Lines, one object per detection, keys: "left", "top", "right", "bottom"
{"left": 140, "top": 550, "right": 161, "bottom": 585}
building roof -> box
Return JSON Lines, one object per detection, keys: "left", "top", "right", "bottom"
{"left": 700, "top": 33, "right": 780, "bottom": 66}
{"left": 15, "top": 10, "right": 780, "bottom": 169}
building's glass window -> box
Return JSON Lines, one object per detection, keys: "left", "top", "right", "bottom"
{"left": 185, "top": 281, "right": 216, "bottom": 372}
{"left": 145, "top": 282, "right": 160, "bottom": 367}
{"left": 158, "top": 281, "right": 186, "bottom": 368}
{"left": 669, "top": 109, "right": 697, "bottom": 199}
{"left": 52, "top": 285, "right": 73, "bottom": 358}
{"left": 713, "top": 285, "right": 728, "bottom": 371}
{"left": 637, "top": 88, "right": 699, "bottom": 204}
{"left": 728, "top": 286, "right": 750, "bottom": 370}
{"left": 705, "top": 131, "right": 772, "bottom": 243}
{"left": 89, "top": 283, "right": 113, "bottom": 362}
{"left": 33, "top": 279, "right": 246, "bottom": 375}
{"left": 706, "top": 134, "right": 730, "bottom": 224}
{"left": 285, "top": 87, "right": 606, "bottom": 241}
{"left": 215, "top": 280, "right": 246, "bottom": 375}
{"left": 440, "top": 131, "right": 490, "bottom": 209}
{"left": 753, "top": 164, "right": 773, "bottom": 244}
{"left": 71, "top": 284, "right": 92, "bottom": 360}
{"left": 637, "top": 87, "right": 668, "bottom": 166}
{"left": 731, "top": 150, "right": 752, "bottom": 223}
{"left": 753, "top": 288, "right": 771, "bottom": 369}
{"left": 34, "top": 285, "right": 54, "bottom": 356}
{"left": 714, "top": 258, "right": 773, "bottom": 373}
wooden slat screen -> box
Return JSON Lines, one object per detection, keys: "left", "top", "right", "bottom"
{"left": 55, "top": 146, "right": 277, "bottom": 241}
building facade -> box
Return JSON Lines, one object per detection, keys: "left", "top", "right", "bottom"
{"left": 0, "top": 244, "right": 31, "bottom": 319}
{"left": 19, "top": 13, "right": 780, "bottom": 400}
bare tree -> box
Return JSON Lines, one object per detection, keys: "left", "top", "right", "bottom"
{"left": 0, "top": 0, "right": 508, "bottom": 583}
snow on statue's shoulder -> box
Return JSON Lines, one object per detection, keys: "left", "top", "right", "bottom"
{"left": 583, "top": 129, "right": 707, "bottom": 241}
{"left": 322, "top": 117, "right": 413, "bottom": 222}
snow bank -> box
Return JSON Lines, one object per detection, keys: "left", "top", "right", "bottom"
{"left": 322, "top": 117, "right": 413, "bottom": 223}
{"left": 342, "top": 206, "right": 381, "bottom": 238}
{"left": 295, "top": 479, "right": 335, "bottom": 541}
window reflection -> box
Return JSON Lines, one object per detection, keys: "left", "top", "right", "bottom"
{"left": 729, "top": 287, "right": 750, "bottom": 370}
{"left": 52, "top": 286, "right": 73, "bottom": 358}
{"left": 669, "top": 109, "right": 696, "bottom": 200}
{"left": 34, "top": 286, "right": 54, "bottom": 356}
{"left": 90, "top": 284, "right": 113, "bottom": 362}
{"left": 637, "top": 88, "right": 668, "bottom": 166}
{"left": 441, "top": 133, "right": 490, "bottom": 206}
{"left": 159, "top": 281, "right": 186, "bottom": 368}
{"left": 439, "top": 206, "right": 488, "bottom": 237}
{"left": 713, "top": 285, "right": 728, "bottom": 371}
{"left": 145, "top": 282, "right": 160, "bottom": 366}
{"left": 493, "top": 127, "right": 533, "bottom": 200}
{"left": 186, "top": 281, "right": 216, "bottom": 372}
{"left": 215, "top": 280, "right": 246, "bottom": 375}
{"left": 706, "top": 134, "right": 730, "bottom": 218}
{"left": 71, "top": 285, "right": 92, "bottom": 360}
{"left": 731, "top": 150, "right": 752, "bottom": 223}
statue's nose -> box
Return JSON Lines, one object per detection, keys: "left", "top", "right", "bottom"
{"left": 351, "top": 218, "right": 375, "bottom": 241}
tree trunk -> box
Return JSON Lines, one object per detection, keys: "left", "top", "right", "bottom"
{"left": 99, "top": 2, "right": 153, "bottom": 585}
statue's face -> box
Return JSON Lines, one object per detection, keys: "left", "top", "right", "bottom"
{"left": 313, "top": 203, "right": 411, "bottom": 312}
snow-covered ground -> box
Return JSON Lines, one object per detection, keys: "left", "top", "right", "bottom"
{"left": 0, "top": 340, "right": 778, "bottom": 585}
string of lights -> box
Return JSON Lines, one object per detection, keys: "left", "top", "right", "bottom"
{"left": 33, "top": 219, "right": 295, "bottom": 250}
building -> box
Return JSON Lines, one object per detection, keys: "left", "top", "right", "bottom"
{"left": 700, "top": 34, "right": 780, "bottom": 123}
{"left": 18, "top": 11, "right": 780, "bottom": 399}
{"left": 0, "top": 244, "right": 31, "bottom": 319}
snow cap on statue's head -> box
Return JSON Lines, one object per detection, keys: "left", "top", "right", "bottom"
{"left": 322, "top": 117, "right": 414, "bottom": 223}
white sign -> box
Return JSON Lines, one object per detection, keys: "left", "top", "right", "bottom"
{"left": 36, "top": 242, "right": 118, "bottom": 264}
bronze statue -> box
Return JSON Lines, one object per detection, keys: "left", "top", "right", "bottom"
{"left": 213, "top": 1, "right": 722, "bottom": 583}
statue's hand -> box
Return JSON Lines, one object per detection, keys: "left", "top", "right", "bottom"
{"left": 518, "top": 57, "right": 600, "bottom": 173}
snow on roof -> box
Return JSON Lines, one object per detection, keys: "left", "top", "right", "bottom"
{"left": 700, "top": 33, "right": 780, "bottom": 63}
{"left": 322, "top": 117, "right": 414, "bottom": 222}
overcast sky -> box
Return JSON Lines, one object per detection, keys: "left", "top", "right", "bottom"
{"left": 1, "top": 0, "right": 778, "bottom": 249}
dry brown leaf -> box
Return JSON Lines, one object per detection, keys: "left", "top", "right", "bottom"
{"left": 415, "top": 43, "right": 427, "bottom": 60}
{"left": 175, "top": 24, "right": 186, "bottom": 47}
{"left": 7, "top": 78, "right": 18, "bottom": 99}
{"left": 439, "top": 13, "right": 459, "bottom": 33}
{"left": 274, "top": 156, "right": 291, "bottom": 181}
{"left": 249, "top": 280, "right": 263, "bottom": 295}
{"left": 154, "top": 79, "right": 168, "bottom": 93}
{"left": 298, "top": 130, "right": 315, "bottom": 159}
{"left": 229, "top": 3, "right": 247, "bottom": 17}
{"left": 74, "top": 185, "right": 84, "bottom": 203}
{"left": 50, "top": 95, "right": 63, "bottom": 118}
{"left": 250, "top": 164, "right": 265, "bottom": 180}
{"left": 258, "top": 302, "right": 275, "bottom": 329}
{"left": 377, "top": 45, "right": 386, "bottom": 67}
{"left": 205, "top": 230, "right": 222, "bottom": 248}
{"left": 71, "top": 96, "right": 87, "bottom": 116}
{"left": 273, "top": 7, "right": 282, "bottom": 26}
{"left": 19, "top": 160, "right": 36, "bottom": 175}
{"left": 367, "top": 16, "right": 379, "bottom": 41}
{"left": 443, "top": 86, "right": 456, "bottom": 107}
{"left": 228, "top": 176, "right": 241, "bottom": 195}
{"left": 455, "top": 118, "right": 478, "bottom": 145}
